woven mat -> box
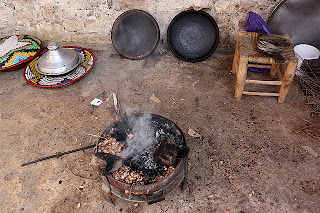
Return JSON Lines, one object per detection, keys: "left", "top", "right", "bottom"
{"left": 24, "top": 46, "right": 95, "bottom": 88}
{"left": 0, "top": 35, "right": 41, "bottom": 71}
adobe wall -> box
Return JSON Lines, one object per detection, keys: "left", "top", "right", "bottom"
{"left": 0, "top": 0, "right": 281, "bottom": 48}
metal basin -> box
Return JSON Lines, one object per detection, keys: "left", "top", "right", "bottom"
{"left": 111, "top": 10, "right": 160, "bottom": 60}
{"left": 36, "top": 43, "right": 81, "bottom": 75}
{"left": 167, "top": 9, "right": 219, "bottom": 62}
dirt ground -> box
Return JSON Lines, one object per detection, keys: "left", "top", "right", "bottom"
{"left": 0, "top": 42, "right": 319, "bottom": 213}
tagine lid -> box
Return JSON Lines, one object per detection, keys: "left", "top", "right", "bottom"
{"left": 35, "top": 42, "right": 81, "bottom": 75}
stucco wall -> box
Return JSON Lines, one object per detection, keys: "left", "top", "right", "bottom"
{"left": 0, "top": 0, "right": 281, "bottom": 48}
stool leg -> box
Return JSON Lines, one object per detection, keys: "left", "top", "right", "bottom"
{"left": 232, "top": 33, "right": 240, "bottom": 74}
{"left": 235, "top": 56, "right": 248, "bottom": 100}
{"left": 278, "top": 61, "right": 297, "bottom": 103}
{"left": 232, "top": 47, "right": 239, "bottom": 74}
{"left": 270, "top": 63, "right": 279, "bottom": 77}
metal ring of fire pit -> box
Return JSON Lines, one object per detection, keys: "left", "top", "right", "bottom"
{"left": 98, "top": 113, "right": 189, "bottom": 203}
{"left": 104, "top": 157, "right": 187, "bottom": 203}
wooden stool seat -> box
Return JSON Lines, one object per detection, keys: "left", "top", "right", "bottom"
{"left": 232, "top": 31, "right": 298, "bottom": 103}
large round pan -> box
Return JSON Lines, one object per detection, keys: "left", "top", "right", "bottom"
{"left": 268, "top": 0, "right": 320, "bottom": 48}
{"left": 167, "top": 9, "right": 219, "bottom": 62}
{"left": 111, "top": 10, "right": 160, "bottom": 60}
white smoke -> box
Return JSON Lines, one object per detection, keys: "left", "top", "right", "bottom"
{"left": 121, "top": 113, "right": 155, "bottom": 159}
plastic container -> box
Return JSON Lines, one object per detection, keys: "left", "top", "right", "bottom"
{"left": 294, "top": 44, "right": 320, "bottom": 73}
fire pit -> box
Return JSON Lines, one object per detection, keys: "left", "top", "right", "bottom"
{"left": 95, "top": 113, "right": 189, "bottom": 204}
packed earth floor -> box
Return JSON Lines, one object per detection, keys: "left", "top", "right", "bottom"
{"left": 0, "top": 42, "right": 319, "bottom": 213}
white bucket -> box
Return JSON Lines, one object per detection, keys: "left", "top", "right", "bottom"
{"left": 294, "top": 44, "right": 320, "bottom": 75}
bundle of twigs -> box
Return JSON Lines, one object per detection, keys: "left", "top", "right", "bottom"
{"left": 295, "top": 122, "right": 320, "bottom": 140}
{"left": 297, "top": 59, "right": 320, "bottom": 113}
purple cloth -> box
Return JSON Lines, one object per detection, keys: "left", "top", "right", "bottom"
{"left": 244, "top": 11, "right": 272, "bottom": 73}
{"left": 243, "top": 11, "right": 272, "bottom": 34}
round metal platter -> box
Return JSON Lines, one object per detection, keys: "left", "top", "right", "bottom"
{"left": 111, "top": 10, "right": 160, "bottom": 60}
{"left": 268, "top": 0, "right": 320, "bottom": 48}
{"left": 167, "top": 9, "right": 219, "bottom": 62}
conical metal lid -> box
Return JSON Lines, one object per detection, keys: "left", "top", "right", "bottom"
{"left": 36, "top": 42, "right": 81, "bottom": 75}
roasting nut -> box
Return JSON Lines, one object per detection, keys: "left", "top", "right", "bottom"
{"left": 97, "top": 136, "right": 125, "bottom": 156}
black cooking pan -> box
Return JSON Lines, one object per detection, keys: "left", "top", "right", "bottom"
{"left": 268, "top": 0, "right": 320, "bottom": 48}
{"left": 167, "top": 9, "right": 219, "bottom": 62}
{"left": 111, "top": 10, "right": 160, "bottom": 60}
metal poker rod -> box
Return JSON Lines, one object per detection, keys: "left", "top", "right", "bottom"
{"left": 21, "top": 144, "right": 95, "bottom": 167}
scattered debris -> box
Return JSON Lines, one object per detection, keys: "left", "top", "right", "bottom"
{"left": 90, "top": 98, "right": 103, "bottom": 106}
{"left": 96, "top": 90, "right": 108, "bottom": 101}
{"left": 302, "top": 146, "right": 319, "bottom": 157}
{"left": 66, "top": 164, "right": 98, "bottom": 180}
{"left": 188, "top": 128, "right": 201, "bottom": 137}
{"left": 149, "top": 93, "right": 161, "bottom": 103}
{"left": 295, "top": 122, "right": 320, "bottom": 139}
{"left": 248, "top": 190, "right": 255, "bottom": 196}
{"left": 113, "top": 93, "right": 119, "bottom": 112}
{"left": 83, "top": 131, "right": 106, "bottom": 140}
{"left": 191, "top": 80, "right": 200, "bottom": 87}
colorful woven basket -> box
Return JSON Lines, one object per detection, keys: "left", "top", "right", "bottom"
{"left": 0, "top": 35, "right": 41, "bottom": 71}
{"left": 24, "top": 46, "right": 95, "bottom": 88}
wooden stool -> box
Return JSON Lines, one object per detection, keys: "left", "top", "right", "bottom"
{"left": 232, "top": 31, "right": 298, "bottom": 103}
